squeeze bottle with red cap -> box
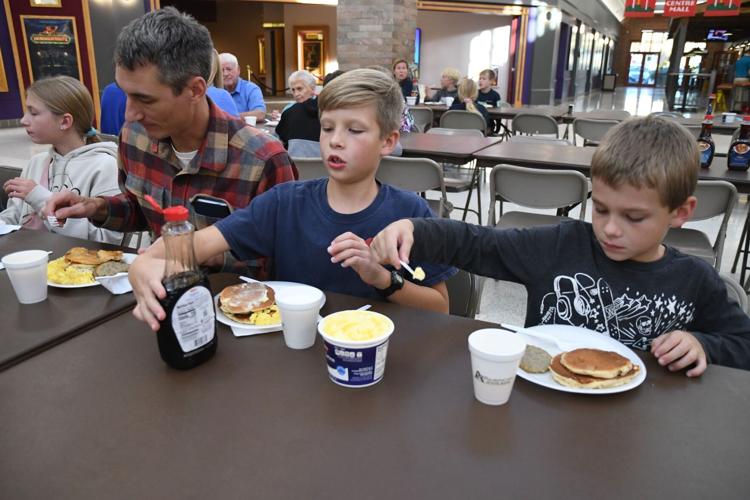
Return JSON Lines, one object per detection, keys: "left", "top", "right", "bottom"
{"left": 156, "top": 205, "right": 217, "bottom": 369}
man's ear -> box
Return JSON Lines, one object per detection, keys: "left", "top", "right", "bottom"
{"left": 670, "top": 195, "right": 697, "bottom": 228}
{"left": 185, "top": 76, "right": 207, "bottom": 100}
{"left": 379, "top": 130, "right": 400, "bottom": 157}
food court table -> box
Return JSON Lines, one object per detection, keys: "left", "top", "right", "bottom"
{"left": 0, "top": 229, "right": 135, "bottom": 371}
{"left": 400, "top": 131, "right": 502, "bottom": 164}
{"left": 1, "top": 281, "right": 748, "bottom": 499}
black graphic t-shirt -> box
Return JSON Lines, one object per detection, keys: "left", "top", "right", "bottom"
{"left": 410, "top": 218, "right": 750, "bottom": 370}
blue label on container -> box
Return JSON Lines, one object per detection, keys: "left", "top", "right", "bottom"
{"left": 323, "top": 339, "right": 389, "bottom": 387}
{"left": 698, "top": 141, "right": 713, "bottom": 168}
{"left": 728, "top": 143, "right": 750, "bottom": 170}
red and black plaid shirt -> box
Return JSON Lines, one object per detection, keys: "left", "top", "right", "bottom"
{"left": 99, "top": 101, "right": 297, "bottom": 236}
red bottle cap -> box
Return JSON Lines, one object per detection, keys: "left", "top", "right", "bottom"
{"left": 163, "top": 205, "right": 189, "bottom": 222}
{"left": 705, "top": 115, "right": 714, "bottom": 120}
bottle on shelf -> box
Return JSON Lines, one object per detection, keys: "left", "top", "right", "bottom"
{"left": 697, "top": 114, "right": 715, "bottom": 169}
{"left": 727, "top": 115, "right": 750, "bottom": 171}
{"left": 155, "top": 203, "right": 218, "bottom": 369}
{"left": 706, "top": 94, "right": 715, "bottom": 115}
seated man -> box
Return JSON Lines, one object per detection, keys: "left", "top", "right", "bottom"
{"left": 275, "top": 70, "right": 320, "bottom": 150}
{"left": 45, "top": 7, "right": 296, "bottom": 272}
{"left": 220, "top": 52, "right": 266, "bottom": 121}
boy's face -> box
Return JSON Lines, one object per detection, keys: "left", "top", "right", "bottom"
{"left": 319, "top": 104, "right": 398, "bottom": 185}
{"left": 591, "top": 178, "right": 695, "bottom": 263}
{"left": 478, "top": 74, "right": 491, "bottom": 90}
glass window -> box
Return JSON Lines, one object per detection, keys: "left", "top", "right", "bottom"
{"left": 631, "top": 41, "right": 642, "bottom": 53}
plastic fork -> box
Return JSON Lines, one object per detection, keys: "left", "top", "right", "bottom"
{"left": 500, "top": 323, "right": 579, "bottom": 351}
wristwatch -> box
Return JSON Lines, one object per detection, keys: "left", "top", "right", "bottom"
{"left": 375, "top": 269, "right": 405, "bottom": 298}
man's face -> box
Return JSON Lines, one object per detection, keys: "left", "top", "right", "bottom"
{"left": 221, "top": 62, "right": 240, "bottom": 90}
{"left": 116, "top": 63, "right": 195, "bottom": 140}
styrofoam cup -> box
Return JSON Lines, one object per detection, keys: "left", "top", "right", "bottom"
{"left": 468, "top": 329, "right": 526, "bottom": 405}
{"left": 1, "top": 250, "right": 49, "bottom": 304}
{"left": 406, "top": 96, "right": 417, "bottom": 106}
{"left": 275, "top": 285, "right": 324, "bottom": 349}
{"left": 444, "top": 97, "right": 454, "bottom": 107}
{"left": 244, "top": 116, "right": 257, "bottom": 126}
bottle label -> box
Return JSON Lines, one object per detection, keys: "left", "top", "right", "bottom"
{"left": 171, "top": 285, "right": 215, "bottom": 353}
{"left": 698, "top": 141, "right": 713, "bottom": 167}
{"left": 728, "top": 143, "right": 750, "bottom": 169}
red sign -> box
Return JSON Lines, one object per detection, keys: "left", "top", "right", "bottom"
{"left": 705, "top": 0, "right": 741, "bottom": 17}
{"left": 664, "top": 0, "right": 697, "bottom": 17}
{"left": 625, "top": 0, "right": 656, "bottom": 18}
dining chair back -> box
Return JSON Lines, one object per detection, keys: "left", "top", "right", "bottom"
{"left": 426, "top": 127, "right": 484, "bottom": 137}
{"left": 377, "top": 156, "right": 450, "bottom": 217}
{"left": 720, "top": 273, "right": 748, "bottom": 312}
{"left": 682, "top": 124, "right": 702, "bottom": 139}
{"left": 288, "top": 139, "right": 321, "bottom": 158}
{"left": 445, "top": 269, "right": 483, "bottom": 318}
{"left": 99, "top": 133, "right": 119, "bottom": 143}
{"left": 572, "top": 118, "right": 620, "bottom": 146}
{"left": 512, "top": 112, "right": 559, "bottom": 137}
{"left": 507, "top": 136, "right": 572, "bottom": 146}
{"left": 410, "top": 107, "right": 434, "bottom": 133}
{"left": 439, "top": 110, "right": 486, "bottom": 135}
{"left": 0, "top": 165, "right": 20, "bottom": 210}
{"left": 663, "top": 180, "right": 737, "bottom": 270}
{"left": 293, "top": 157, "right": 328, "bottom": 181}
{"left": 487, "top": 164, "right": 589, "bottom": 227}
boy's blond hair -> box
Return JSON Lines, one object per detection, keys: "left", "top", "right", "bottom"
{"left": 318, "top": 68, "right": 403, "bottom": 138}
{"left": 591, "top": 115, "right": 699, "bottom": 210}
{"left": 441, "top": 67, "right": 461, "bottom": 85}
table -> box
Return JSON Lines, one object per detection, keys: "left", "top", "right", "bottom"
{"left": 0, "top": 230, "right": 136, "bottom": 371}
{"left": 1, "top": 282, "right": 748, "bottom": 499}
{"left": 400, "top": 132, "right": 502, "bottom": 164}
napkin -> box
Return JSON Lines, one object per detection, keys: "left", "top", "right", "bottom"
{"left": 95, "top": 273, "right": 132, "bottom": 295}
{"left": 0, "top": 224, "right": 21, "bottom": 236}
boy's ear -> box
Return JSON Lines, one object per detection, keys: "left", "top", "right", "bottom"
{"left": 669, "top": 195, "right": 697, "bottom": 228}
{"left": 379, "top": 130, "right": 400, "bottom": 157}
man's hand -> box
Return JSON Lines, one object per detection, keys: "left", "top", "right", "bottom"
{"left": 129, "top": 252, "right": 168, "bottom": 332}
{"left": 369, "top": 219, "right": 415, "bottom": 270}
{"left": 651, "top": 330, "right": 707, "bottom": 377}
{"left": 4, "top": 177, "right": 37, "bottom": 201}
{"left": 328, "top": 232, "right": 390, "bottom": 289}
{"left": 43, "top": 190, "right": 108, "bottom": 223}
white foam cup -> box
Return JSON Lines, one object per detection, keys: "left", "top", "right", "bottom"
{"left": 1, "top": 250, "right": 49, "bottom": 304}
{"left": 244, "top": 116, "right": 257, "bottom": 126}
{"left": 406, "top": 96, "right": 417, "bottom": 106}
{"left": 275, "top": 285, "right": 324, "bottom": 349}
{"left": 468, "top": 329, "right": 526, "bottom": 405}
{"left": 444, "top": 97, "right": 455, "bottom": 107}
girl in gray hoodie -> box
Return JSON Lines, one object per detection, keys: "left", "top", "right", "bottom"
{"left": 1, "top": 76, "right": 122, "bottom": 244}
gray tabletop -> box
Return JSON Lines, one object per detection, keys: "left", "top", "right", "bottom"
{"left": 400, "top": 132, "right": 502, "bottom": 163}
{"left": 1, "top": 276, "right": 748, "bottom": 499}
{"left": 0, "top": 229, "right": 136, "bottom": 371}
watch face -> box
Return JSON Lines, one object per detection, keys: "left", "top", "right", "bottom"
{"left": 393, "top": 270, "right": 405, "bottom": 289}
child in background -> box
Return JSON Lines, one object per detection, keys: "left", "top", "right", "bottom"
{"left": 477, "top": 69, "right": 501, "bottom": 107}
{"left": 129, "top": 69, "right": 456, "bottom": 331}
{"left": 449, "top": 78, "right": 490, "bottom": 131}
{"left": 1, "top": 76, "right": 122, "bottom": 244}
{"left": 370, "top": 115, "right": 750, "bottom": 375}
{"left": 425, "top": 67, "right": 460, "bottom": 103}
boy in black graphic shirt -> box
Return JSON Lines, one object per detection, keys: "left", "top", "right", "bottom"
{"left": 370, "top": 115, "right": 750, "bottom": 376}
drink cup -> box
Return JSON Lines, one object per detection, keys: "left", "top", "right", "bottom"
{"left": 406, "top": 96, "right": 417, "bottom": 106}
{"left": 244, "top": 116, "right": 257, "bottom": 127}
{"left": 468, "top": 329, "right": 526, "bottom": 405}
{"left": 444, "top": 97, "right": 454, "bottom": 107}
{"left": 2, "top": 250, "right": 49, "bottom": 304}
{"left": 275, "top": 285, "right": 324, "bottom": 349}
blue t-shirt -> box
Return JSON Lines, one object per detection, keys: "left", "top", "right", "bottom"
{"left": 100, "top": 83, "right": 126, "bottom": 135}
{"left": 735, "top": 56, "right": 750, "bottom": 80}
{"left": 229, "top": 78, "right": 266, "bottom": 113}
{"left": 207, "top": 86, "right": 239, "bottom": 117}
{"left": 215, "top": 179, "right": 457, "bottom": 299}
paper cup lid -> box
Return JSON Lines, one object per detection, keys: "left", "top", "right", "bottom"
{"left": 275, "top": 285, "right": 323, "bottom": 310}
{"left": 468, "top": 329, "right": 526, "bottom": 362}
{"left": 1, "top": 250, "right": 49, "bottom": 269}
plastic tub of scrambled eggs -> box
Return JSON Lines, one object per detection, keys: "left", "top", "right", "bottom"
{"left": 318, "top": 310, "right": 394, "bottom": 388}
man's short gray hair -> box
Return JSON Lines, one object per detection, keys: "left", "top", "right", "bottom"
{"left": 219, "top": 52, "right": 239, "bottom": 68}
{"left": 114, "top": 7, "right": 212, "bottom": 95}
{"left": 288, "top": 70, "right": 317, "bottom": 89}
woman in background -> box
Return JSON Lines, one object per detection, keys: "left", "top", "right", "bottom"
{"left": 393, "top": 59, "right": 417, "bottom": 103}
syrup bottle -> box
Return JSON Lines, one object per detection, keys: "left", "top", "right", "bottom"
{"left": 727, "top": 115, "right": 750, "bottom": 171}
{"left": 157, "top": 205, "right": 217, "bottom": 369}
{"left": 697, "top": 114, "right": 715, "bottom": 169}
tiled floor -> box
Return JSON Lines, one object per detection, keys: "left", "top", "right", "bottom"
{"left": 1, "top": 87, "right": 746, "bottom": 326}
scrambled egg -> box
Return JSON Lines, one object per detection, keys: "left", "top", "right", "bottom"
{"left": 249, "top": 305, "right": 281, "bottom": 325}
{"left": 47, "top": 257, "right": 94, "bottom": 285}
{"left": 413, "top": 266, "right": 426, "bottom": 281}
{"left": 322, "top": 311, "right": 392, "bottom": 341}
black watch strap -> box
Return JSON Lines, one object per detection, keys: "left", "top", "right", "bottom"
{"left": 376, "top": 269, "right": 405, "bottom": 298}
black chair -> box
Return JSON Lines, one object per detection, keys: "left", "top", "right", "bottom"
{"left": 0, "top": 165, "right": 21, "bottom": 210}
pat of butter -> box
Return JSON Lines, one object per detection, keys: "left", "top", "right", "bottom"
{"left": 322, "top": 311, "right": 391, "bottom": 341}
{"left": 413, "top": 266, "right": 425, "bottom": 281}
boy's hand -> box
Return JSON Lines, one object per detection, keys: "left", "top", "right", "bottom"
{"left": 4, "top": 177, "right": 36, "bottom": 200}
{"left": 129, "top": 252, "right": 168, "bottom": 332}
{"left": 651, "top": 330, "right": 707, "bottom": 377}
{"left": 328, "top": 232, "right": 390, "bottom": 289}
{"left": 369, "top": 219, "right": 415, "bottom": 269}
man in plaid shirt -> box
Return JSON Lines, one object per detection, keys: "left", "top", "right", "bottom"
{"left": 45, "top": 8, "right": 297, "bottom": 269}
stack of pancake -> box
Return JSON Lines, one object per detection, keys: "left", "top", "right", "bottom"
{"left": 549, "top": 348, "right": 640, "bottom": 389}
{"left": 218, "top": 282, "right": 280, "bottom": 325}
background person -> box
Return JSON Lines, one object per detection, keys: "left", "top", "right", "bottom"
{"left": 425, "top": 67, "right": 460, "bottom": 103}
{"left": 275, "top": 70, "right": 320, "bottom": 150}
{"left": 219, "top": 52, "right": 266, "bottom": 121}
{"left": 393, "top": 59, "right": 416, "bottom": 103}
{"left": 206, "top": 48, "right": 239, "bottom": 117}
{"left": 99, "top": 82, "right": 126, "bottom": 136}
{"left": 449, "top": 77, "right": 490, "bottom": 131}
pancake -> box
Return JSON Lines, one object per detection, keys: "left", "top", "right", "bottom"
{"left": 550, "top": 354, "right": 640, "bottom": 389}
{"left": 64, "top": 247, "right": 123, "bottom": 266}
{"left": 218, "top": 282, "right": 276, "bottom": 315}
{"left": 560, "top": 348, "right": 633, "bottom": 379}
{"left": 519, "top": 345, "right": 552, "bottom": 373}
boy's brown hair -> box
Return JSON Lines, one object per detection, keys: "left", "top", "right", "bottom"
{"left": 591, "top": 115, "right": 699, "bottom": 210}
{"left": 318, "top": 68, "right": 403, "bottom": 138}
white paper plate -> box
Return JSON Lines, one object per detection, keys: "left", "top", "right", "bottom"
{"left": 515, "top": 324, "right": 647, "bottom": 395}
{"left": 48, "top": 253, "right": 136, "bottom": 289}
{"left": 214, "top": 281, "right": 325, "bottom": 337}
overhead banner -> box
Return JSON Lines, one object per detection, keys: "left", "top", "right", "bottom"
{"left": 664, "top": 0, "right": 698, "bottom": 17}
{"left": 625, "top": 0, "right": 656, "bottom": 18}
{"left": 705, "top": 0, "right": 741, "bottom": 17}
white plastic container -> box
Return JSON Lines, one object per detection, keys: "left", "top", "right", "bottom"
{"left": 468, "top": 329, "right": 526, "bottom": 405}
{"left": 244, "top": 116, "right": 257, "bottom": 126}
{"left": 275, "top": 285, "right": 324, "bottom": 349}
{"left": 2, "top": 250, "right": 49, "bottom": 304}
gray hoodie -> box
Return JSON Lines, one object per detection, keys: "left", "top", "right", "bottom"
{"left": 0, "top": 142, "right": 123, "bottom": 244}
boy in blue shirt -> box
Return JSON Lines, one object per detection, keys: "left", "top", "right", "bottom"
{"left": 370, "top": 116, "right": 750, "bottom": 375}
{"left": 130, "top": 69, "right": 455, "bottom": 331}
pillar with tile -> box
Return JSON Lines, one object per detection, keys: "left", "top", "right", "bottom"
{"left": 337, "top": 0, "right": 417, "bottom": 70}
